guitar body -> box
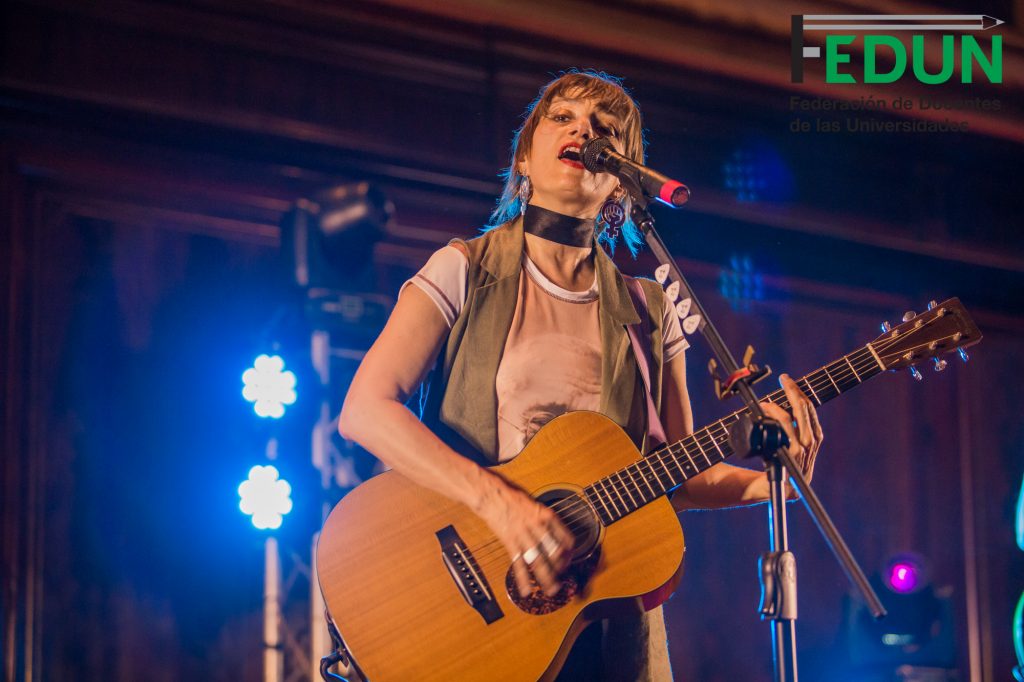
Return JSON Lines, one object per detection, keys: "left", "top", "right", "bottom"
{"left": 316, "top": 297, "right": 982, "bottom": 681}
{"left": 317, "top": 411, "right": 685, "bottom": 681}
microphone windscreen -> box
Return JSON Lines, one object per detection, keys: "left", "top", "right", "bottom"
{"left": 580, "top": 137, "right": 614, "bottom": 173}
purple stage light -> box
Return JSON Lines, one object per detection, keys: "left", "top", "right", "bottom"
{"left": 887, "top": 561, "right": 920, "bottom": 593}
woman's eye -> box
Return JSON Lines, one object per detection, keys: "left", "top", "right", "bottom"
{"left": 598, "top": 124, "right": 618, "bottom": 137}
{"left": 551, "top": 113, "right": 572, "bottom": 123}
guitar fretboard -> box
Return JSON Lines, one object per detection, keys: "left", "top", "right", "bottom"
{"left": 581, "top": 345, "right": 883, "bottom": 525}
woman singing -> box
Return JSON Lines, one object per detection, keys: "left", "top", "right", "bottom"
{"left": 338, "top": 69, "right": 822, "bottom": 681}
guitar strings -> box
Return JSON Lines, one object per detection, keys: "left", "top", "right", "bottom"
{"left": 471, "top": 346, "right": 886, "bottom": 567}
{"left": 470, "top": 346, "right": 887, "bottom": 565}
{"left": 467, "top": 324, "right": 955, "bottom": 567}
{"left": 465, "top": 345, "right": 890, "bottom": 567}
{"left": 339, "top": 323, "right": 956, "bottom": 653}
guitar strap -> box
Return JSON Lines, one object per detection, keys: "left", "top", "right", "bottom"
{"left": 623, "top": 277, "right": 668, "bottom": 451}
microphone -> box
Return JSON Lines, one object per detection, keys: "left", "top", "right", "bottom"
{"left": 580, "top": 138, "right": 690, "bottom": 208}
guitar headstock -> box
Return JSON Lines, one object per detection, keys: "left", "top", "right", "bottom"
{"left": 871, "top": 298, "right": 981, "bottom": 373}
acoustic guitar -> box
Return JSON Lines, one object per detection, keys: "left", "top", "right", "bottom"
{"left": 317, "top": 298, "right": 980, "bottom": 681}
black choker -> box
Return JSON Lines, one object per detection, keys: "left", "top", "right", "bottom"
{"left": 522, "top": 205, "right": 595, "bottom": 248}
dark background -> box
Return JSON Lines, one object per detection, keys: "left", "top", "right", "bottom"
{"left": 2, "top": 1, "right": 1022, "bottom": 680}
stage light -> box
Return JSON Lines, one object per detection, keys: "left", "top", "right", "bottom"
{"left": 281, "top": 182, "right": 393, "bottom": 290}
{"left": 722, "top": 143, "right": 794, "bottom": 204}
{"left": 843, "top": 551, "right": 955, "bottom": 673}
{"left": 242, "top": 354, "right": 297, "bottom": 418}
{"left": 882, "top": 554, "right": 926, "bottom": 595}
{"left": 238, "top": 465, "right": 293, "bottom": 530}
{"left": 887, "top": 561, "right": 920, "bottom": 594}
{"left": 719, "top": 254, "right": 764, "bottom": 311}
{"left": 1016, "top": 472, "right": 1023, "bottom": 551}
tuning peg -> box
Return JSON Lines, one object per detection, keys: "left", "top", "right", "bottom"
{"left": 933, "top": 357, "right": 947, "bottom": 372}
{"left": 958, "top": 348, "right": 969, "bottom": 363}
{"left": 927, "top": 300, "right": 938, "bottom": 310}
{"left": 880, "top": 321, "right": 891, "bottom": 333}
{"left": 909, "top": 366, "right": 923, "bottom": 381}
{"left": 655, "top": 264, "right": 670, "bottom": 284}
{"left": 902, "top": 311, "right": 917, "bottom": 322}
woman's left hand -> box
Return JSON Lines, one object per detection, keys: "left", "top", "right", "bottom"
{"left": 759, "top": 373, "right": 823, "bottom": 493}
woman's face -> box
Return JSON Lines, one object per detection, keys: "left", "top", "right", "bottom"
{"left": 519, "top": 95, "right": 626, "bottom": 219}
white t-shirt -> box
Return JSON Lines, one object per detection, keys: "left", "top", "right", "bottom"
{"left": 404, "top": 245, "right": 688, "bottom": 461}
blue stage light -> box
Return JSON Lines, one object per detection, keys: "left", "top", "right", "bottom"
{"left": 242, "top": 354, "right": 297, "bottom": 418}
{"left": 722, "top": 143, "right": 794, "bottom": 204}
{"left": 719, "top": 254, "right": 764, "bottom": 311}
{"left": 238, "top": 465, "right": 293, "bottom": 530}
{"left": 1016, "top": 473, "right": 1023, "bottom": 552}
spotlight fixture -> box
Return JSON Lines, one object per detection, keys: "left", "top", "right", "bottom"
{"left": 281, "top": 182, "right": 394, "bottom": 291}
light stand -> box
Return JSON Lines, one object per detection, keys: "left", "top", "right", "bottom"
{"left": 280, "top": 183, "right": 394, "bottom": 682}
{"left": 626, "top": 189, "right": 886, "bottom": 682}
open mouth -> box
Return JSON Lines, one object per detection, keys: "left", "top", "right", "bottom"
{"left": 558, "top": 143, "right": 583, "bottom": 166}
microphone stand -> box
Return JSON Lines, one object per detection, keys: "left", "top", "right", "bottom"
{"left": 623, "top": 188, "right": 886, "bottom": 682}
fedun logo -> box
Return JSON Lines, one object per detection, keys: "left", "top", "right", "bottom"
{"left": 791, "top": 14, "right": 1004, "bottom": 84}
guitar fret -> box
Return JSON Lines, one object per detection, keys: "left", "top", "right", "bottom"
{"left": 674, "top": 443, "right": 697, "bottom": 479}
{"left": 719, "top": 425, "right": 735, "bottom": 458}
{"left": 618, "top": 470, "right": 639, "bottom": 509}
{"left": 709, "top": 424, "right": 727, "bottom": 457}
{"left": 637, "top": 462, "right": 658, "bottom": 498}
{"left": 823, "top": 366, "right": 841, "bottom": 394}
{"left": 764, "top": 391, "right": 785, "bottom": 410}
{"left": 607, "top": 477, "right": 628, "bottom": 515}
{"left": 653, "top": 451, "right": 675, "bottom": 489}
{"left": 834, "top": 358, "right": 858, "bottom": 391}
{"left": 665, "top": 444, "right": 685, "bottom": 480}
{"left": 799, "top": 377, "right": 821, "bottom": 406}
{"left": 599, "top": 479, "right": 622, "bottom": 518}
{"left": 691, "top": 437, "right": 713, "bottom": 468}
{"left": 587, "top": 486, "right": 612, "bottom": 522}
{"left": 843, "top": 355, "right": 862, "bottom": 382}
{"left": 645, "top": 459, "right": 666, "bottom": 494}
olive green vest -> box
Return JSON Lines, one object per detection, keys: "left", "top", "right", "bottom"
{"left": 420, "top": 218, "right": 667, "bottom": 465}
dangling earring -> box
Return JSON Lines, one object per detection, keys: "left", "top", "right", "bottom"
{"left": 518, "top": 176, "right": 532, "bottom": 216}
{"left": 597, "top": 190, "right": 626, "bottom": 241}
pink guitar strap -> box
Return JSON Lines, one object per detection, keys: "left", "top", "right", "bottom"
{"left": 623, "top": 277, "right": 668, "bottom": 451}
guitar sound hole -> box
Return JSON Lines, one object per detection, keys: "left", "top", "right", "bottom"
{"left": 504, "top": 488, "right": 603, "bottom": 615}
{"left": 538, "top": 489, "right": 602, "bottom": 561}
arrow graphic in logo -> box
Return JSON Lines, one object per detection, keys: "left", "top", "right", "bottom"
{"left": 791, "top": 14, "right": 1005, "bottom": 82}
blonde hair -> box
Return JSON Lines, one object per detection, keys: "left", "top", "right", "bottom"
{"left": 485, "top": 69, "right": 647, "bottom": 255}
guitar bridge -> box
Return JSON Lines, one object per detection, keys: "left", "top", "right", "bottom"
{"left": 436, "top": 525, "right": 503, "bottom": 624}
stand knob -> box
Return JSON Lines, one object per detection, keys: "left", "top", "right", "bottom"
{"left": 958, "top": 348, "right": 970, "bottom": 363}
{"left": 933, "top": 358, "right": 947, "bottom": 372}
{"left": 909, "top": 366, "right": 923, "bottom": 381}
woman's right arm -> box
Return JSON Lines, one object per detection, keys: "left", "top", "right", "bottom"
{"left": 338, "top": 281, "right": 572, "bottom": 596}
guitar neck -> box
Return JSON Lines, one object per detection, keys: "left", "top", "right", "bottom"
{"left": 581, "top": 344, "right": 884, "bottom": 524}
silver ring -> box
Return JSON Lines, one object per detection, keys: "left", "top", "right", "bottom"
{"left": 541, "top": 533, "right": 559, "bottom": 556}
{"left": 522, "top": 546, "right": 541, "bottom": 564}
